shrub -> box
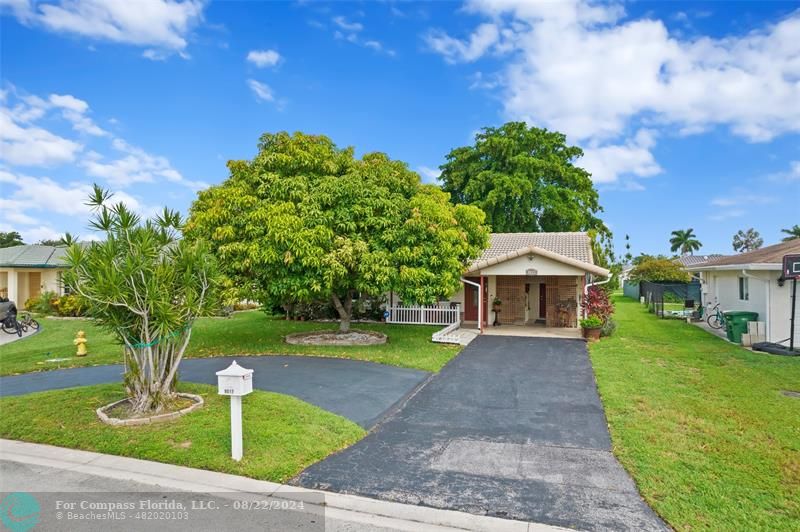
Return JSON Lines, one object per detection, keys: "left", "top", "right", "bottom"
{"left": 25, "top": 291, "right": 58, "bottom": 314}
{"left": 584, "top": 286, "right": 614, "bottom": 324}
{"left": 629, "top": 258, "right": 691, "bottom": 283}
{"left": 53, "top": 294, "right": 86, "bottom": 317}
{"left": 600, "top": 318, "right": 617, "bottom": 337}
{"left": 580, "top": 315, "right": 603, "bottom": 329}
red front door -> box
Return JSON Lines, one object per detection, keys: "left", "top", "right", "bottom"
{"left": 463, "top": 277, "right": 487, "bottom": 324}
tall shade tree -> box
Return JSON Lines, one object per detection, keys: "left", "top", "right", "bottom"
{"left": 669, "top": 228, "right": 702, "bottom": 255}
{"left": 781, "top": 224, "right": 800, "bottom": 241}
{"left": 0, "top": 231, "right": 24, "bottom": 248}
{"left": 186, "top": 132, "right": 489, "bottom": 333}
{"left": 64, "top": 186, "right": 219, "bottom": 414}
{"left": 439, "top": 122, "right": 608, "bottom": 236}
{"left": 732, "top": 228, "right": 764, "bottom": 253}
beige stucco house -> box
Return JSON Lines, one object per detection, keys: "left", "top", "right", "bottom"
{"left": 446, "top": 233, "right": 609, "bottom": 333}
{"left": 0, "top": 245, "right": 69, "bottom": 308}
{"left": 687, "top": 239, "right": 800, "bottom": 345}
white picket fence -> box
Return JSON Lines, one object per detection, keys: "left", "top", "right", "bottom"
{"left": 385, "top": 304, "right": 460, "bottom": 325}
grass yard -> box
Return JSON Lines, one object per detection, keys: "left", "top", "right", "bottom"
{"left": 0, "top": 383, "right": 365, "bottom": 482}
{"left": 0, "top": 311, "right": 460, "bottom": 376}
{"left": 590, "top": 295, "right": 800, "bottom": 531}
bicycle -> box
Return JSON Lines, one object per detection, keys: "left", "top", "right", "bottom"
{"left": 706, "top": 303, "right": 726, "bottom": 330}
{"left": 18, "top": 312, "right": 39, "bottom": 333}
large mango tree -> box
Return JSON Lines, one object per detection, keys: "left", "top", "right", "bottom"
{"left": 185, "top": 132, "right": 489, "bottom": 332}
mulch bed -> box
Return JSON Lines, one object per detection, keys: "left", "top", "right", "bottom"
{"left": 284, "top": 330, "right": 388, "bottom": 346}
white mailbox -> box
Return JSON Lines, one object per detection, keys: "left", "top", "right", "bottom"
{"left": 216, "top": 361, "right": 253, "bottom": 396}
{"left": 216, "top": 361, "right": 253, "bottom": 461}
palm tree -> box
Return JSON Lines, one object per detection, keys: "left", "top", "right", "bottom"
{"left": 732, "top": 228, "right": 763, "bottom": 253}
{"left": 781, "top": 225, "right": 800, "bottom": 241}
{"left": 669, "top": 228, "right": 702, "bottom": 255}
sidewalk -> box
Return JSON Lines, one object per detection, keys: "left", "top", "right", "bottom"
{"left": 0, "top": 439, "right": 569, "bottom": 532}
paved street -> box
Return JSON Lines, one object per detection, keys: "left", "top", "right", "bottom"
{"left": 0, "top": 355, "right": 429, "bottom": 428}
{"left": 296, "top": 336, "right": 668, "bottom": 531}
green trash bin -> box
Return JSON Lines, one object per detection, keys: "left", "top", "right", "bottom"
{"left": 723, "top": 311, "right": 759, "bottom": 344}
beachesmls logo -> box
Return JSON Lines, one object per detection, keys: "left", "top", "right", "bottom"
{"left": 0, "top": 492, "right": 40, "bottom": 531}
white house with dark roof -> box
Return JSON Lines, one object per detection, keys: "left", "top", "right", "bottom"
{"left": 686, "top": 239, "right": 800, "bottom": 345}
{"left": 0, "top": 245, "right": 69, "bottom": 307}
{"left": 446, "top": 232, "right": 609, "bottom": 334}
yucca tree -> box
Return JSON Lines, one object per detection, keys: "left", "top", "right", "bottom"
{"left": 669, "top": 228, "right": 702, "bottom": 255}
{"left": 732, "top": 228, "right": 763, "bottom": 253}
{"left": 64, "top": 186, "right": 219, "bottom": 414}
{"left": 781, "top": 225, "right": 800, "bottom": 241}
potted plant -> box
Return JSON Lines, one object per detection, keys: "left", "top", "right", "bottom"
{"left": 580, "top": 315, "right": 603, "bottom": 341}
{"left": 492, "top": 297, "right": 502, "bottom": 311}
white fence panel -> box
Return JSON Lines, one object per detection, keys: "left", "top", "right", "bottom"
{"left": 432, "top": 321, "right": 462, "bottom": 344}
{"left": 386, "top": 304, "right": 460, "bottom": 325}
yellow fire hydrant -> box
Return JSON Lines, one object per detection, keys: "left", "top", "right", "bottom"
{"left": 74, "top": 330, "right": 88, "bottom": 357}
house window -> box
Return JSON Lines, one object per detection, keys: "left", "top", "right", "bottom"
{"left": 57, "top": 271, "right": 72, "bottom": 296}
{"left": 738, "top": 277, "right": 749, "bottom": 301}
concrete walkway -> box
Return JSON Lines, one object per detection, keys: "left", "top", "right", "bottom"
{"left": 1, "top": 439, "right": 566, "bottom": 532}
{"left": 0, "top": 355, "right": 429, "bottom": 429}
{"left": 296, "top": 336, "right": 667, "bottom": 531}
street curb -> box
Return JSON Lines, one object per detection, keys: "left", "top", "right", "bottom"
{"left": 1, "top": 439, "right": 570, "bottom": 532}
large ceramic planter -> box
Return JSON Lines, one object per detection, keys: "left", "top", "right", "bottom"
{"left": 582, "top": 326, "right": 602, "bottom": 342}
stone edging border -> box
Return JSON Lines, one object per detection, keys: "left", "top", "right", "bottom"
{"left": 284, "top": 329, "right": 388, "bottom": 346}
{"left": 96, "top": 393, "right": 204, "bottom": 426}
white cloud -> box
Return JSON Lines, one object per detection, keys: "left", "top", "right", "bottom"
{"left": 708, "top": 190, "right": 778, "bottom": 221}
{"left": 0, "top": 109, "right": 83, "bottom": 166}
{"left": 580, "top": 130, "right": 662, "bottom": 184}
{"left": 767, "top": 160, "right": 800, "bottom": 182}
{"left": 81, "top": 138, "right": 207, "bottom": 190}
{"left": 0, "top": 168, "right": 152, "bottom": 241}
{"left": 4, "top": 0, "right": 206, "bottom": 58}
{"left": 425, "top": 23, "right": 501, "bottom": 63}
{"left": 417, "top": 165, "right": 441, "bottom": 183}
{"left": 48, "top": 93, "right": 88, "bottom": 113}
{"left": 427, "top": 0, "right": 800, "bottom": 187}
{"left": 332, "top": 16, "right": 363, "bottom": 32}
{"left": 247, "top": 49, "right": 281, "bottom": 68}
{"left": 247, "top": 78, "right": 283, "bottom": 108}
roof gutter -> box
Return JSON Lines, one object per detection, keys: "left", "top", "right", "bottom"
{"left": 686, "top": 263, "right": 781, "bottom": 272}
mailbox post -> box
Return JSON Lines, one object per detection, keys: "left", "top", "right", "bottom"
{"left": 216, "top": 361, "right": 253, "bottom": 461}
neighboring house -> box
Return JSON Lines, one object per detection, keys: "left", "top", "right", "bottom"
{"left": 686, "top": 239, "right": 800, "bottom": 344}
{"left": 0, "top": 245, "right": 69, "bottom": 307}
{"left": 675, "top": 254, "right": 724, "bottom": 268}
{"left": 445, "top": 232, "right": 609, "bottom": 332}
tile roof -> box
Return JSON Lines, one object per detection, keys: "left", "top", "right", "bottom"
{"left": 675, "top": 254, "right": 725, "bottom": 267}
{"left": 476, "top": 232, "right": 593, "bottom": 264}
{"left": 693, "top": 239, "right": 800, "bottom": 268}
{"left": 0, "top": 245, "right": 69, "bottom": 268}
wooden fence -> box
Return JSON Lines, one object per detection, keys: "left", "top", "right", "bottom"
{"left": 385, "top": 304, "right": 460, "bottom": 325}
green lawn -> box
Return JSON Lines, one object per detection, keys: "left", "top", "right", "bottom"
{"left": 0, "top": 311, "right": 460, "bottom": 376}
{"left": 590, "top": 295, "right": 800, "bottom": 531}
{"left": 0, "top": 383, "right": 365, "bottom": 483}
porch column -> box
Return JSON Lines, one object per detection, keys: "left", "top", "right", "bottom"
{"left": 7, "top": 269, "right": 19, "bottom": 304}
{"left": 479, "top": 275, "right": 485, "bottom": 333}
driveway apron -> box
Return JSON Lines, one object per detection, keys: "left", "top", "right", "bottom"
{"left": 294, "top": 335, "right": 667, "bottom": 531}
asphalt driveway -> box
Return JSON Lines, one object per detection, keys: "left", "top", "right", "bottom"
{"left": 295, "top": 335, "right": 667, "bottom": 531}
{"left": 0, "top": 355, "right": 429, "bottom": 429}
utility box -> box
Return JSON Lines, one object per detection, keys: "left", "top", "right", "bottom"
{"left": 216, "top": 361, "right": 253, "bottom": 397}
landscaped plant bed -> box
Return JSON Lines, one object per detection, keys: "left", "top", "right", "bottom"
{"left": 284, "top": 329, "right": 387, "bottom": 346}
{"left": 97, "top": 392, "right": 204, "bottom": 426}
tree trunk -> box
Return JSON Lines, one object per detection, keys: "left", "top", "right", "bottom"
{"left": 331, "top": 291, "right": 354, "bottom": 333}
{"left": 122, "top": 332, "right": 190, "bottom": 415}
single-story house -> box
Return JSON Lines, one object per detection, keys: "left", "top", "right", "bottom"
{"left": 0, "top": 245, "right": 69, "bottom": 308}
{"left": 445, "top": 232, "right": 609, "bottom": 333}
{"left": 686, "top": 239, "right": 800, "bottom": 344}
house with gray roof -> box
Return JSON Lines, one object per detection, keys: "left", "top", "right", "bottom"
{"left": 0, "top": 245, "right": 69, "bottom": 307}
{"left": 449, "top": 232, "right": 609, "bottom": 334}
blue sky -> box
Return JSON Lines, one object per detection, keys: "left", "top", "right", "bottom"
{"left": 1, "top": 0, "right": 798, "bottom": 258}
